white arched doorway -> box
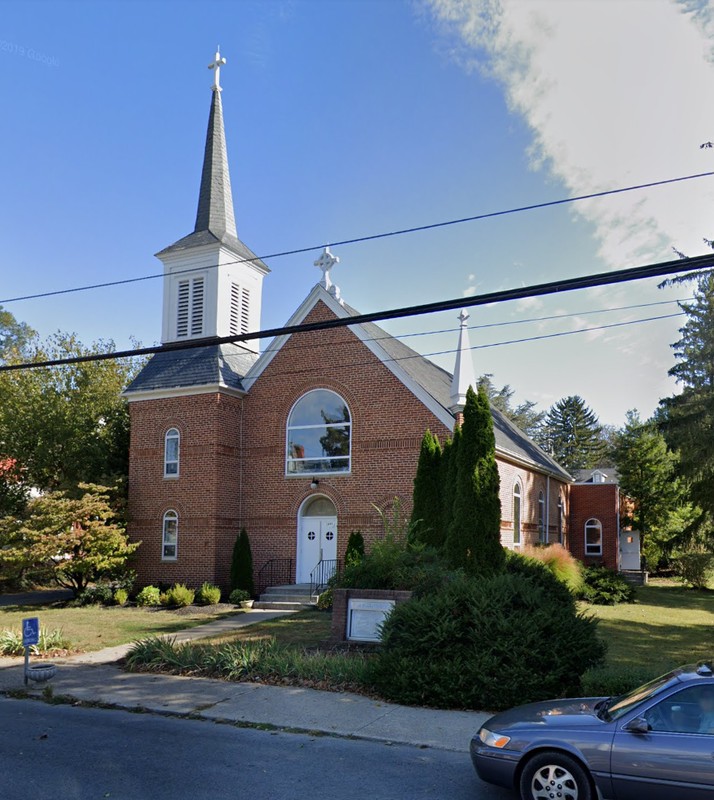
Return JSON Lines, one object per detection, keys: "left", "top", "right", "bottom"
{"left": 296, "top": 496, "right": 338, "bottom": 584}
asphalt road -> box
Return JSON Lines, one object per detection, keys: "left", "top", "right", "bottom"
{"left": 0, "top": 697, "right": 514, "bottom": 800}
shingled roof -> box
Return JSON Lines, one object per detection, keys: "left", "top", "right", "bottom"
{"left": 124, "top": 343, "right": 256, "bottom": 395}
{"left": 351, "top": 311, "right": 573, "bottom": 482}
{"left": 155, "top": 86, "right": 268, "bottom": 273}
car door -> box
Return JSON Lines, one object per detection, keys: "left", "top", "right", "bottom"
{"left": 610, "top": 685, "right": 714, "bottom": 800}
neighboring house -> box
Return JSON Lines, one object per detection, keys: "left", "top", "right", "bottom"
{"left": 571, "top": 468, "right": 640, "bottom": 573}
{"left": 124, "top": 59, "right": 624, "bottom": 591}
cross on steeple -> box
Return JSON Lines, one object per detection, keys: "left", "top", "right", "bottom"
{"left": 458, "top": 309, "right": 470, "bottom": 327}
{"left": 208, "top": 46, "right": 226, "bottom": 92}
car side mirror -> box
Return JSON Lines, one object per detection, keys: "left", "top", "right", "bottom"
{"left": 623, "top": 717, "right": 650, "bottom": 734}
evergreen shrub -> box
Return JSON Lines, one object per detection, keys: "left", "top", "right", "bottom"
{"left": 581, "top": 566, "right": 636, "bottom": 605}
{"left": 368, "top": 572, "right": 605, "bottom": 710}
{"left": 228, "top": 589, "right": 250, "bottom": 605}
{"left": 337, "top": 537, "right": 454, "bottom": 593}
{"left": 230, "top": 528, "right": 255, "bottom": 596}
{"left": 135, "top": 585, "right": 161, "bottom": 606}
{"left": 164, "top": 583, "right": 195, "bottom": 607}
{"left": 113, "top": 588, "right": 128, "bottom": 606}
{"left": 77, "top": 584, "right": 114, "bottom": 606}
{"left": 344, "top": 531, "right": 366, "bottom": 566}
{"left": 196, "top": 582, "right": 221, "bottom": 605}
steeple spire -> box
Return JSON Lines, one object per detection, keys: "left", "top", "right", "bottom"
{"left": 194, "top": 47, "right": 237, "bottom": 240}
{"left": 450, "top": 309, "right": 476, "bottom": 413}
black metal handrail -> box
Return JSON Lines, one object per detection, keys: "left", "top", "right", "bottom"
{"left": 257, "top": 558, "right": 294, "bottom": 596}
{"left": 310, "top": 558, "right": 342, "bottom": 597}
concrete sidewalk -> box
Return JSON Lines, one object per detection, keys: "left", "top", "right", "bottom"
{"left": 0, "top": 609, "right": 488, "bottom": 753}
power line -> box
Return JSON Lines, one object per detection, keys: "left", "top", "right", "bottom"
{"left": 1, "top": 251, "right": 710, "bottom": 373}
{"left": 2, "top": 170, "right": 712, "bottom": 306}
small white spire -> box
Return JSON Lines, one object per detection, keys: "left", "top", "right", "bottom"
{"left": 450, "top": 308, "right": 476, "bottom": 413}
{"left": 208, "top": 46, "right": 226, "bottom": 92}
{"left": 314, "top": 247, "right": 343, "bottom": 303}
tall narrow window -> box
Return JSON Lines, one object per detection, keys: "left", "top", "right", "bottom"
{"left": 162, "top": 510, "right": 178, "bottom": 560}
{"left": 176, "top": 277, "right": 205, "bottom": 338}
{"left": 164, "top": 428, "right": 179, "bottom": 477}
{"left": 585, "top": 518, "right": 602, "bottom": 556}
{"left": 557, "top": 496, "right": 565, "bottom": 544}
{"left": 513, "top": 482, "right": 522, "bottom": 545}
{"left": 286, "top": 389, "right": 351, "bottom": 474}
{"left": 538, "top": 491, "right": 546, "bottom": 542}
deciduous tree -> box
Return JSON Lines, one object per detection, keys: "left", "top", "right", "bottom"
{"left": 0, "top": 484, "right": 139, "bottom": 595}
{"left": 0, "top": 333, "right": 140, "bottom": 492}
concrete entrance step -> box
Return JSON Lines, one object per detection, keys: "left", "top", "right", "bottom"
{"left": 255, "top": 583, "right": 317, "bottom": 610}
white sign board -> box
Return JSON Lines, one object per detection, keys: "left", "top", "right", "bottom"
{"left": 347, "top": 599, "right": 395, "bottom": 642}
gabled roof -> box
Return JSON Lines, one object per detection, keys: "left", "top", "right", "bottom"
{"left": 244, "top": 285, "right": 573, "bottom": 482}
{"left": 572, "top": 467, "right": 620, "bottom": 485}
{"left": 123, "top": 343, "right": 256, "bottom": 397}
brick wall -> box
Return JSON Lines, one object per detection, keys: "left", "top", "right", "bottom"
{"left": 569, "top": 483, "right": 620, "bottom": 570}
{"left": 127, "top": 299, "right": 620, "bottom": 590}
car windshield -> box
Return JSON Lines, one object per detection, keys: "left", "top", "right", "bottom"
{"left": 604, "top": 671, "right": 679, "bottom": 721}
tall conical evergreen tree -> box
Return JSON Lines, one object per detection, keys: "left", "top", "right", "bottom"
{"left": 445, "top": 386, "right": 504, "bottom": 576}
{"left": 440, "top": 427, "right": 460, "bottom": 541}
{"left": 230, "top": 528, "right": 255, "bottom": 596}
{"left": 410, "top": 429, "right": 443, "bottom": 548}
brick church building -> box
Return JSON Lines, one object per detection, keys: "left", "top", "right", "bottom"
{"left": 124, "top": 54, "right": 635, "bottom": 594}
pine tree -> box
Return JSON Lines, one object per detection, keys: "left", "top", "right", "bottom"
{"left": 540, "top": 395, "right": 605, "bottom": 472}
{"left": 410, "top": 429, "right": 443, "bottom": 548}
{"left": 230, "top": 528, "right": 254, "bottom": 596}
{"left": 661, "top": 270, "right": 714, "bottom": 526}
{"left": 445, "top": 386, "right": 504, "bottom": 576}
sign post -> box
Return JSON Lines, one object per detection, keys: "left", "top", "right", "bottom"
{"left": 22, "top": 617, "right": 39, "bottom": 686}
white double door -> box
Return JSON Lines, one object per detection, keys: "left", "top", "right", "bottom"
{"left": 297, "top": 517, "right": 337, "bottom": 584}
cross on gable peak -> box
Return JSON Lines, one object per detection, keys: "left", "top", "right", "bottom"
{"left": 314, "top": 247, "right": 344, "bottom": 304}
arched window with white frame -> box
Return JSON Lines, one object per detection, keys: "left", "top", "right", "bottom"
{"left": 286, "top": 389, "right": 351, "bottom": 475}
{"left": 585, "top": 518, "right": 602, "bottom": 556}
{"left": 513, "top": 481, "right": 522, "bottom": 545}
{"left": 164, "top": 428, "right": 180, "bottom": 477}
{"left": 162, "top": 510, "right": 178, "bottom": 561}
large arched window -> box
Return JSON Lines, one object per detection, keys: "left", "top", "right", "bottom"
{"left": 286, "top": 389, "right": 351, "bottom": 474}
{"left": 162, "top": 510, "right": 178, "bottom": 561}
{"left": 585, "top": 518, "right": 602, "bottom": 556}
{"left": 164, "top": 428, "right": 180, "bottom": 477}
{"left": 538, "top": 491, "right": 546, "bottom": 543}
{"left": 513, "top": 481, "right": 522, "bottom": 545}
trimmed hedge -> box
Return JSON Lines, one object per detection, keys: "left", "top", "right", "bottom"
{"left": 368, "top": 572, "right": 606, "bottom": 711}
{"left": 581, "top": 566, "right": 636, "bottom": 605}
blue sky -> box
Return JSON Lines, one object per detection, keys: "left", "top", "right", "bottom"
{"left": 2, "top": 0, "right": 714, "bottom": 426}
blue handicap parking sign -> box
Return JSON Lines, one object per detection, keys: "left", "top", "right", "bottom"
{"left": 22, "top": 617, "right": 39, "bottom": 647}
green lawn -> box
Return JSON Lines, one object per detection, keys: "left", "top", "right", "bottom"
{"left": 202, "top": 608, "right": 333, "bottom": 647}
{"left": 0, "top": 604, "right": 245, "bottom": 653}
{"left": 585, "top": 580, "right": 714, "bottom": 673}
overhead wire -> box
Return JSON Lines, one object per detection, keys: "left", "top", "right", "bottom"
{"left": 0, "top": 251, "right": 709, "bottom": 373}
{"left": 1, "top": 170, "right": 712, "bottom": 306}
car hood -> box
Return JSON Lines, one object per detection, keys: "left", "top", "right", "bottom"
{"left": 483, "top": 697, "right": 608, "bottom": 731}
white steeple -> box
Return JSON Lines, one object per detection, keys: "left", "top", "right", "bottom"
{"left": 449, "top": 309, "right": 476, "bottom": 413}
{"left": 155, "top": 49, "right": 269, "bottom": 352}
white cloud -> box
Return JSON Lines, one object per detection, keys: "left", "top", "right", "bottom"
{"left": 425, "top": 0, "right": 714, "bottom": 267}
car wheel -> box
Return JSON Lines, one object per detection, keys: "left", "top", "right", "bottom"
{"left": 519, "top": 752, "right": 593, "bottom": 800}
